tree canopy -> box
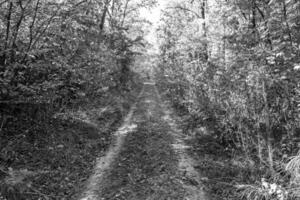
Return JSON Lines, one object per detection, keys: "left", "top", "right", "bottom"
{"left": 156, "top": 0, "right": 300, "bottom": 199}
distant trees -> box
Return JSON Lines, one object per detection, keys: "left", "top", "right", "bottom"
{"left": 0, "top": 0, "right": 156, "bottom": 106}
{"left": 156, "top": 0, "right": 300, "bottom": 198}
{"left": 0, "top": 1, "right": 157, "bottom": 199}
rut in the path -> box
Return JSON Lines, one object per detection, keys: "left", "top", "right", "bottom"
{"left": 79, "top": 83, "right": 208, "bottom": 200}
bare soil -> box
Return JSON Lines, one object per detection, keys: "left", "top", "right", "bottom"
{"left": 79, "top": 83, "right": 209, "bottom": 200}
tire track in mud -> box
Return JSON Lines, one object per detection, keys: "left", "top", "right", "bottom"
{"left": 155, "top": 86, "right": 209, "bottom": 200}
{"left": 78, "top": 85, "right": 145, "bottom": 200}
{"left": 79, "top": 82, "right": 209, "bottom": 200}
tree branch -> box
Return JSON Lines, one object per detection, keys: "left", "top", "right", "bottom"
{"left": 0, "top": 0, "right": 8, "bottom": 7}
{"left": 166, "top": 6, "right": 202, "bottom": 19}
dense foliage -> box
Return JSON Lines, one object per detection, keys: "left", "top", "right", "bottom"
{"left": 156, "top": 0, "right": 300, "bottom": 199}
{"left": 0, "top": 0, "right": 155, "bottom": 104}
{"left": 0, "top": 0, "right": 155, "bottom": 199}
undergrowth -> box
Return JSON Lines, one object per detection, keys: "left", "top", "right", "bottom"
{"left": 0, "top": 83, "right": 142, "bottom": 200}
{"left": 156, "top": 77, "right": 299, "bottom": 200}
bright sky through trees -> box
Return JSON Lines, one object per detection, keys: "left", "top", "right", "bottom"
{"left": 140, "top": 1, "right": 170, "bottom": 53}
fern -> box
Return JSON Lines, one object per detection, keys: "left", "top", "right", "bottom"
{"left": 237, "top": 180, "right": 288, "bottom": 200}
{"left": 286, "top": 153, "right": 300, "bottom": 181}
{"left": 238, "top": 184, "right": 270, "bottom": 200}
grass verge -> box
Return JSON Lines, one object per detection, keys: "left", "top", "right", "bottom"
{"left": 0, "top": 86, "right": 141, "bottom": 200}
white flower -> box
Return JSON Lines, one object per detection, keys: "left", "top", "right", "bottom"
{"left": 276, "top": 52, "right": 284, "bottom": 57}
{"left": 270, "top": 183, "right": 278, "bottom": 193}
{"left": 261, "top": 178, "right": 269, "bottom": 189}
{"left": 276, "top": 189, "right": 282, "bottom": 194}
{"left": 294, "top": 64, "right": 300, "bottom": 71}
{"left": 278, "top": 193, "right": 284, "bottom": 200}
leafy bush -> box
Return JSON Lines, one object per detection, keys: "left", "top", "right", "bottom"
{"left": 155, "top": 0, "right": 300, "bottom": 198}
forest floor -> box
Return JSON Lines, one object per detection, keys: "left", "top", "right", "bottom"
{"left": 0, "top": 85, "right": 141, "bottom": 199}
{"left": 1, "top": 81, "right": 252, "bottom": 200}
{"left": 79, "top": 82, "right": 210, "bottom": 200}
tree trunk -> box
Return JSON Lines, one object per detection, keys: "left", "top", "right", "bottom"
{"left": 100, "top": 0, "right": 110, "bottom": 31}
{"left": 10, "top": 1, "right": 27, "bottom": 63}
{"left": 0, "top": 2, "right": 13, "bottom": 66}
{"left": 257, "top": 124, "right": 263, "bottom": 165}
{"left": 282, "top": 0, "right": 293, "bottom": 46}
{"left": 201, "top": 0, "right": 208, "bottom": 62}
{"left": 251, "top": 0, "right": 256, "bottom": 29}
{"left": 121, "top": 0, "right": 130, "bottom": 27}
{"left": 262, "top": 79, "right": 274, "bottom": 174}
{"left": 222, "top": 24, "right": 226, "bottom": 65}
{"left": 27, "top": 0, "right": 40, "bottom": 52}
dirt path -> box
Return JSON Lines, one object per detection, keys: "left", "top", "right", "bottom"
{"left": 79, "top": 83, "right": 209, "bottom": 200}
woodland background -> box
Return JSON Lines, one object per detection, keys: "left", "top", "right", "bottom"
{"left": 0, "top": 0, "right": 300, "bottom": 199}
{"left": 155, "top": 0, "right": 300, "bottom": 199}
{"left": 0, "top": 0, "right": 153, "bottom": 199}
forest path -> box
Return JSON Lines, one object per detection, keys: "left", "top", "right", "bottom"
{"left": 79, "top": 82, "right": 209, "bottom": 200}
